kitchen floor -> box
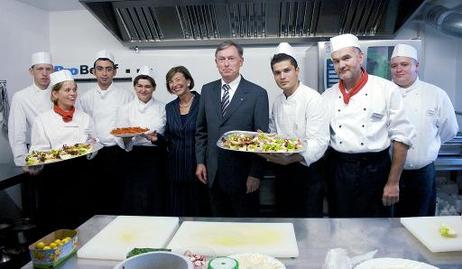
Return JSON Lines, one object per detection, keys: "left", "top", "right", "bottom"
{"left": 436, "top": 171, "right": 462, "bottom": 215}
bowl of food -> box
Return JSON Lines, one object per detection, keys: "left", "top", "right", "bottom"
{"left": 113, "top": 251, "right": 193, "bottom": 269}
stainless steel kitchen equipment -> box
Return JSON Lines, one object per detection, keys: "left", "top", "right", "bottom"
{"left": 79, "top": 0, "right": 426, "bottom": 47}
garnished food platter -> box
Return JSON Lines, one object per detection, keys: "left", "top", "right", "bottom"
{"left": 25, "top": 143, "right": 103, "bottom": 166}
{"left": 217, "top": 131, "right": 304, "bottom": 153}
{"left": 229, "top": 253, "right": 286, "bottom": 269}
{"left": 110, "top": 127, "right": 149, "bottom": 138}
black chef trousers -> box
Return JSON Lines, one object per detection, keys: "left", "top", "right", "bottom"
{"left": 34, "top": 156, "right": 91, "bottom": 233}
{"left": 87, "top": 145, "right": 124, "bottom": 215}
{"left": 395, "top": 163, "right": 436, "bottom": 217}
{"left": 326, "top": 147, "right": 392, "bottom": 218}
{"left": 273, "top": 160, "right": 324, "bottom": 217}
{"left": 120, "top": 145, "right": 166, "bottom": 216}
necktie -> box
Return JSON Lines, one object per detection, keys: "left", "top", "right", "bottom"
{"left": 221, "top": 84, "right": 230, "bottom": 115}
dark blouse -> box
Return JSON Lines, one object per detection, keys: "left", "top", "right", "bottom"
{"left": 180, "top": 114, "right": 188, "bottom": 125}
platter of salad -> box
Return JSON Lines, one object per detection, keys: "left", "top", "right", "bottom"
{"left": 217, "top": 131, "right": 304, "bottom": 153}
{"left": 25, "top": 143, "right": 103, "bottom": 166}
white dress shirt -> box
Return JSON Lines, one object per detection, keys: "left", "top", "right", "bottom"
{"left": 221, "top": 74, "right": 241, "bottom": 102}
{"left": 30, "top": 109, "right": 96, "bottom": 151}
{"left": 8, "top": 83, "right": 53, "bottom": 166}
{"left": 115, "top": 97, "right": 166, "bottom": 149}
{"left": 78, "top": 83, "right": 133, "bottom": 146}
{"left": 399, "top": 78, "right": 458, "bottom": 169}
{"left": 322, "top": 74, "right": 415, "bottom": 153}
{"left": 270, "top": 83, "right": 330, "bottom": 166}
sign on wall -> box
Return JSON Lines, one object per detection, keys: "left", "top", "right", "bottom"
{"left": 54, "top": 63, "right": 138, "bottom": 82}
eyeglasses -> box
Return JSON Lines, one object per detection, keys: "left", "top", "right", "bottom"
{"left": 95, "top": 66, "right": 115, "bottom": 72}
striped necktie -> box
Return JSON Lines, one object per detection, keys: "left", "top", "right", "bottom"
{"left": 221, "top": 84, "right": 230, "bottom": 115}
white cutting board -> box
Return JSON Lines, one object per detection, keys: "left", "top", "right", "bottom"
{"left": 167, "top": 221, "right": 299, "bottom": 258}
{"left": 77, "top": 216, "right": 179, "bottom": 260}
{"left": 401, "top": 216, "right": 462, "bottom": 252}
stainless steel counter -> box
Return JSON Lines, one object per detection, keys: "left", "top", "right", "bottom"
{"left": 22, "top": 215, "right": 462, "bottom": 269}
{"left": 23, "top": 216, "right": 462, "bottom": 269}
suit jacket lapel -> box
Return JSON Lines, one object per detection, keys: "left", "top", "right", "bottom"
{"left": 171, "top": 98, "right": 182, "bottom": 130}
{"left": 212, "top": 80, "right": 223, "bottom": 120}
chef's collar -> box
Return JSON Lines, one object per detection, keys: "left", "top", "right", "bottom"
{"left": 221, "top": 74, "right": 241, "bottom": 89}
{"left": 284, "top": 82, "right": 302, "bottom": 103}
{"left": 96, "top": 83, "right": 114, "bottom": 98}
{"left": 32, "top": 83, "right": 51, "bottom": 93}
{"left": 136, "top": 97, "right": 154, "bottom": 113}
{"left": 400, "top": 77, "right": 420, "bottom": 95}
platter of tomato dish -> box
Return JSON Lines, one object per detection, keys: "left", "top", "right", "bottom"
{"left": 110, "top": 127, "right": 149, "bottom": 138}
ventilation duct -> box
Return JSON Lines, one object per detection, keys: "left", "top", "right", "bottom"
{"left": 425, "top": 3, "right": 462, "bottom": 38}
{"left": 80, "top": 0, "right": 426, "bottom": 48}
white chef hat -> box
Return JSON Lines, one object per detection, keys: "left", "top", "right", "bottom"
{"left": 137, "top": 66, "right": 154, "bottom": 78}
{"left": 275, "top": 42, "right": 295, "bottom": 58}
{"left": 31, "top": 52, "right": 52, "bottom": 66}
{"left": 330, "top": 33, "right": 361, "bottom": 53}
{"left": 391, "top": 43, "right": 418, "bottom": 62}
{"left": 133, "top": 66, "right": 157, "bottom": 86}
{"left": 50, "top": 70, "right": 74, "bottom": 88}
{"left": 95, "top": 49, "right": 115, "bottom": 63}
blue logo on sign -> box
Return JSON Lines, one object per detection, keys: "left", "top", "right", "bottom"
{"left": 55, "top": 65, "right": 91, "bottom": 75}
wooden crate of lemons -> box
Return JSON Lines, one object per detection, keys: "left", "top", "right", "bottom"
{"left": 29, "top": 229, "right": 78, "bottom": 268}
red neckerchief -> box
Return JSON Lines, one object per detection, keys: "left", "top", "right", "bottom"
{"left": 53, "top": 105, "right": 75, "bottom": 122}
{"left": 338, "top": 68, "right": 369, "bottom": 104}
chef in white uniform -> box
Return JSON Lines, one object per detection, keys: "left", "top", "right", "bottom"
{"left": 263, "top": 42, "right": 329, "bottom": 217}
{"left": 115, "top": 66, "right": 166, "bottom": 151}
{"left": 30, "top": 69, "right": 97, "bottom": 231}
{"left": 390, "top": 44, "right": 459, "bottom": 217}
{"left": 30, "top": 70, "right": 96, "bottom": 151}
{"left": 78, "top": 49, "right": 133, "bottom": 215}
{"left": 115, "top": 66, "right": 167, "bottom": 215}
{"left": 8, "top": 52, "right": 53, "bottom": 167}
{"left": 322, "top": 34, "right": 415, "bottom": 217}
{"left": 79, "top": 50, "right": 134, "bottom": 145}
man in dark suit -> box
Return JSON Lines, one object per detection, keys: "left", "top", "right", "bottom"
{"left": 195, "top": 40, "right": 269, "bottom": 217}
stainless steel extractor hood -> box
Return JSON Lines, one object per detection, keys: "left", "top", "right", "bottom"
{"left": 79, "top": 0, "right": 426, "bottom": 48}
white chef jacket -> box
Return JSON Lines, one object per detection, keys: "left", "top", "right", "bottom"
{"left": 78, "top": 83, "right": 133, "bottom": 146}
{"left": 399, "top": 78, "right": 458, "bottom": 169}
{"left": 322, "top": 74, "right": 415, "bottom": 153}
{"left": 30, "top": 109, "right": 96, "bottom": 151}
{"left": 270, "top": 83, "right": 329, "bottom": 166}
{"left": 8, "top": 83, "right": 53, "bottom": 166}
{"left": 114, "top": 97, "right": 166, "bottom": 149}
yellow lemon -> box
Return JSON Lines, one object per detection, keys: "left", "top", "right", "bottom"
{"left": 439, "top": 224, "right": 457, "bottom": 238}
{"left": 43, "top": 246, "right": 51, "bottom": 250}
{"left": 49, "top": 242, "right": 57, "bottom": 249}
{"left": 54, "top": 239, "right": 62, "bottom": 244}
{"left": 36, "top": 241, "right": 45, "bottom": 249}
{"left": 64, "top": 237, "right": 71, "bottom": 241}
